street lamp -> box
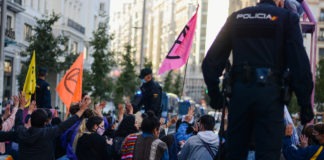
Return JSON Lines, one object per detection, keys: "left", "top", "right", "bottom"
{"left": 140, "top": 0, "right": 146, "bottom": 70}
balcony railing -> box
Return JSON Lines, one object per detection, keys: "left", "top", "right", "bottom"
{"left": 320, "top": 16, "right": 324, "bottom": 22}
{"left": 318, "top": 36, "right": 324, "bottom": 41}
{"left": 5, "top": 0, "right": 24, "bottom": 13}
{"left": 13, "top": 0, "right": 21, "bottom": 5}
{"left": 5, "top": 28, "right": 15, "bottom": 40}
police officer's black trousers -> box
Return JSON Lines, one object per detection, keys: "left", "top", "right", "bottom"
{"left": 225, "top": 81, "right": 284, "bottom": 160}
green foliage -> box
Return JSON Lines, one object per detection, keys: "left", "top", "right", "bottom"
{"left": 172, "top": 73, "right": 182, "bottom": 96}
{"left": 163, "top": 71, "right": 173, "bottom": 92}
{"left": 316, "top": 59, "right": 324, "bottom": 111}
{"left": 26, "top": 12, "right": 67, "bottom": 71}
{"left": 144, "top": 57, "right": 152, "bottom": 69}
{"left": 82, "top": 70, "right": 93, "bottom": 94}
{"left": 114, "top": 45, "right": 139, "bottom": 105}
{"left": 18, "top": 12, "right": 67, "bottom": 90}
{"left": 90, "top": 19, "right": 115, "bottom": 100}
{"left": 288, "top": 93, "right": 299, "bottom": 114}
{"left": 17, "top": 64, "right": 28, "bottom": 91}
{"left": 60, "top": 54, "right": 79, "bottom": 71}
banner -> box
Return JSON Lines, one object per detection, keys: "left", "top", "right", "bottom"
{"left": 56, "top": 53, "right": 84, "bottom": 109}
{"left": 158, "top": 6, "right": 199, "bottom": 74}
{"left": 22, "top": 51, "right": 36, "bottom": 107}
{"left": 284, "top": 105, "right": 300, "bottom": 145}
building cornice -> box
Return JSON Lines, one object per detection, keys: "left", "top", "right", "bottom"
{"left": 1, "top": 0, "right": 25, "bottom": 13}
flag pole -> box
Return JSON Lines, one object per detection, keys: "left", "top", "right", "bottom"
{"left": 181, "top": 58, "right": 190, "bottom": 98}
{"left": 181, "top": 4, "right": 198, "bottom": 99}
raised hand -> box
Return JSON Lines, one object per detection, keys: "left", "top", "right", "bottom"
{"left": 2, "top": 104, "right": 11, "bottom": 120}
{"left": 80, "top": 95, "right": 91, "bottom": 110}
{"left": 125, "top": 102, "right": 133, "bottom": 114}
{"left": 13, "top": 95, "right": 19, "bottom": 107}
{"left": 188, "top": 106, "right": 195, "bottom": 116}
{"left": 28, "top": 100, "right": 37, "bottom": 114}
{"left": 95, "top": 101, "right": 106, "bottom": 117}
{"left": 285, "top": 124, "right": 293, "bottom": 137}
{"left": 19, "top": 92, "right": 28, "bottom": 109}
{"left": 299, "top": 134, "right": 309, "bottom": 148}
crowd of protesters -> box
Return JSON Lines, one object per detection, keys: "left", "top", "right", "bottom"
{"left": 0, "top": 91, "right": 324, "bottom": 160}
{"left": 0, "top": 89, "right": 220, "bottom": 160}
{"left": 4, "top": 88, "right": 324, "bottom": 160}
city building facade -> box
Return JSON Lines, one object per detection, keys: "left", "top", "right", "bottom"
{"left": 0, "top": 0, "right": 110, "bottom": 110}
{"left": 109, "top": 0, "right": 212, "bottom": 102}
{"left": 309, "top": 0, "right": 324, "bottom": 60}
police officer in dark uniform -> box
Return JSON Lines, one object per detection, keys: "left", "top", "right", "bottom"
{"left": 131, "top": 68, "right": 162, "bottom": 117}
{"left": 36, "top": 67, "right": 51, "bottom": 109}
{"left": 202, "top": 0, "right": 314, "bottom": 159}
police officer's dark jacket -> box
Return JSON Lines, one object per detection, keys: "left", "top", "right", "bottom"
{"left": 137, "top": 80, "right": 162, "bottom": 117}
{"left": 202, "top": 0, "right": 313, "bottom": 108}
{"left": 36, "top": 78, "right": 52, "bottom": 108}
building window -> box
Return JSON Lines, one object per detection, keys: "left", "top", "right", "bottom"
{"left": 319, "top": 28, "right": 324, "bottom": 41}
{"left": 4, "top": 59, "right": 12, "bottom": 99}
{"left": 24, "top": 24, "right": 32, "bottom": 41}
{"left": 6, "top": 16, "right": 12, "bottom": 29}
{"left": 72, "top": 41, "right": 78, "bottom": 54}
{"left": 319, "top": 48, "right": 324, "bottom": 59}
{"left": 4, "top": 60, "right": 12, "bottom": 73}
{"left": 320, "top": 9, "right": 324, "bottom": 21}
{"left": 14, "top": 0, "right": 22, "bottom": 5}
{"left": 99, "top": 3, "right": 105, "bottom": 11}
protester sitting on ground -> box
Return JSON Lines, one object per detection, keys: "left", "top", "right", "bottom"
{"left": 300, "top": 124, "right": 318, "bottom": 147}
{"left": 283, "top": 123, "right": 324, "bottom": 160}
{"left": 113, "top": 114, "right": 139, "bottom": 159}
{"left": 176, "top": 106, "right": 195, "bottom": 148}
{"left": 44, "top": 108, "right": 53, "bottom": 127}
{"left": 60, "top": 103, "right": 83, "bottom": 160}
{"left": 51, "top": 117, "right": 66, "bottom": 159}
{"left": 103, "top": 115, "right": 117, "bottom": 140}
{"left": 178, "top": 115, "right": 218, "bottom": 160}
{"left": 159, "top": 116, "right": 178, "bottom": 138}
{"left": 76, "top": 116, "right": 111, "bottom": 160}
{"left": 0, "top": 95, "right": 91, "bottom": 160}
{"left": 0, "top": 96, "right": 19, "bottom": 155}
{"left": 61, "top": 94, "right": 102, "bottom": 160}
{"left": 160, "top": 118, "right": 184, "bottom": 160}
{"left": 121, "top": 111, "right": 169, "bottom": 160}
{"left": 72, "top": 108, "right": 98, "bottom": 157}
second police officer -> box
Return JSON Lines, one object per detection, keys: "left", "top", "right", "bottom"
{"left": 131, "top": 68, "right": 162, "bottom": 118}
{"left": 202, "top": 0, "right": 314, "bottom": 159}
{"left": 36, "top": 67, "right": 52, "bottom": 109}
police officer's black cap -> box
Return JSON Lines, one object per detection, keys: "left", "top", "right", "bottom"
{"left": 139, "top": 68, "right": 152, "bottom": 79}
{"left": 38, "top": 67, "right": 47, "bottom": 75}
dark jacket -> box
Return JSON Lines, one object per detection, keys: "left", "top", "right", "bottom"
{"left": 133, "top": 80, "right": 162, "bottom": 117}
{"left": 282, "top": 137, "right": 324, "bottom": 160}
{"left": 202, "top": 0, "right": 313, "bottom": 110}
{"left": 0, "top": 115, "right": 80, "bottom": 160}
{"left": 36, "top": 78, "right": 51, "bottom": 108}
{"left": 133, "top": 133, "right": 168, "bottom": 160}
{"left": 76, "top": 132, "right": 111, "bottom": 160}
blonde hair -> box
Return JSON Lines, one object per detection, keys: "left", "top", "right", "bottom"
{"left": 72, "top": 118, "right": 90, "bottom": 152}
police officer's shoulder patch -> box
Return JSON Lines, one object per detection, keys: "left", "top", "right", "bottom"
{"left": 47, "top": 86, "right": 50, "bottom": 90}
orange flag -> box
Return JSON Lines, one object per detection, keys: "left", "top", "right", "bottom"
{"left": 56, "top": 53, "right": 84, "bottom": 110}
